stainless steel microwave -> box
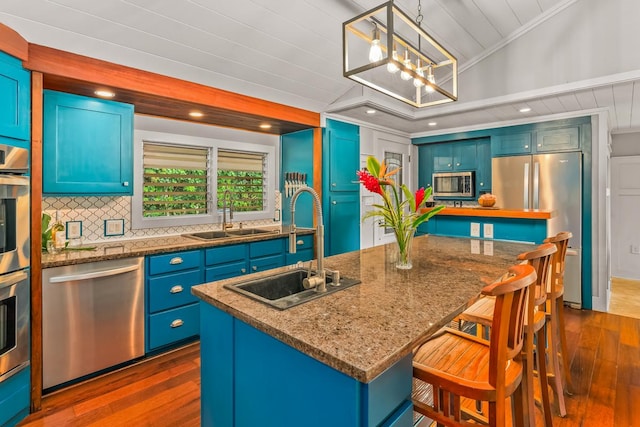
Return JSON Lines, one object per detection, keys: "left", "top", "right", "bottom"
{"left": 432, "top": 171, "right": 474, "bottom": 197}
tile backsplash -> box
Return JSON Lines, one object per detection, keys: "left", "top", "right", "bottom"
{"left": 43, "top": 192, "right": 282, "bottom": 244}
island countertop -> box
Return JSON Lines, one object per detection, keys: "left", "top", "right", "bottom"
{"left": 191, "top": 235, "right": 534, "bottom": 383}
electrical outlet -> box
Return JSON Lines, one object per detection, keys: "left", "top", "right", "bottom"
{"left": 470, "top": 222, "right": 480, "bottom": 237}
{"left": 483, "top": 223, "right": 494, "bottom": 239}
{"left": 470, "top": 239, "right": 480, "bottom": 254}
{"left": 631, "top": 245, "right": 640, "bottom": 254}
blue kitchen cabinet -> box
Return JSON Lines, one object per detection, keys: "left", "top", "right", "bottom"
{"left": 43, "top": 90, "right": 134, "bottom": 195}
{"left": 146, "top": 250, "right": 203, "bottom": 353}
{"left": 285, "top": 234, "right": 314, "bottom": 265}
{"left": 492, "top": 121, "right": 583, "bottom": 157}
{"left": 200, "top": 303, "right": 413, "bottom": 427}
{"left": 417, "top": 144, "right": 434, "bottom": 189}
{"left": 0, "top": 366, "right": 30, "bottom": 427}
{"left": 323, "top": 119, "right": 360, "bottom": 256}
{"left": 476, "top": 138, "right": 492, "bottom": 193}
{"left": 0, "top": 52, "right": 30, "bottom": 147}
{"left": 205, "top": 239, "right": 287, "bottom": 282}
{"left": 535, "top": 126, "right": 580, "bottom": 152}
{"left": 432, "top": 140, "right": 476, "bottom": 172}
{"left": 491, "top": 132, "right": 532, "bottom": 156}
{"left": 281, "top": 129, "right": 314, "bottom": 227}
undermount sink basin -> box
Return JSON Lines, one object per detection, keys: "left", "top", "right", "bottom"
{"left": 224, "top": 268, "right": 361, "bottom": 310}
{"left": 226, "top": 228, "right": 276, "bottom": 236}
{"left": 183, "top": 231, "right": 230, "bottom": 240}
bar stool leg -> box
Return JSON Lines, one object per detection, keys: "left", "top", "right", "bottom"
{"left": 535, "top": 326, "right": 553, "bottom": 427}
{"left": 557, "top": 295, "right": 574, "bottom": 394}
{"left": 546, "top": 300, "right": 568, "bottom": 417}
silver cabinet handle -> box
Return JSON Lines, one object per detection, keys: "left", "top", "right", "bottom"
{"left": 252, "top": 266, "right": 258, "bottom": 271}
{"left": 480, "top": 182, "right": 484, "bottom": 186}
{"left": 332, "top": 183, "right": 337, "bottom": 187}
{"left": 169, "top": 257, "right": 183, "bottom": 265}
{"left": 170, "top": 285, "right": 183, "bottom": 294}
{"left": 122, "top": 181, "right": 129, "bottom": 187}
{"left": 170, "top": 319, "right": 184, "bottom": 328}
{"left": 332, "top": 201, "right": 337, "bottom": 205}
{"left": 456, "top": 162, "right": 460, "bottom": 166}
{"left": 524, "top": 145, "right": 529, "bottom": 149}
{"left": 297, "top": 239, "right": 304, "bottom": 245}
{"left": 241, "top": 268, "right": 246, "bottom": 274}
{"left": 447, "top": 163, "right": 451, "bottom": 167}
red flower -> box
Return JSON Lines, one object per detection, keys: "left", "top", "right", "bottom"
{"left": 414, "top": 187, "right": 425, "bottom": 211}
{"left": 357, "top": 170, "right": 383, "bottom": 195}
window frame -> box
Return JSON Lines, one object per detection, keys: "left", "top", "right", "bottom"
{"left": 132, "top": 130, "right": 275, "bottom": 230}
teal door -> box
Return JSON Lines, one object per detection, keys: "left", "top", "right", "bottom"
{"left": 0, "top": 52, "right": 30, "bottom": 145}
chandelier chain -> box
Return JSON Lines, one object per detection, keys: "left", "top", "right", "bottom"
{"left": 416, "top": 0, "right": 423, "bottom": 26}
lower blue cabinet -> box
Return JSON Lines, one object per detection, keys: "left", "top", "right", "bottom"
{"left": 0, "top": 366, "right": 30, "bottom": 427}
{"left": 148, "top": 304, "right": 200, "bottom": 350}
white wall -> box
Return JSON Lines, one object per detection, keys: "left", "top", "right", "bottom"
{"left": 611, "top": 133, "right": 640, "bottom": 157}
{"left": 610, "top": 155, "right": 640, "bottom": 280}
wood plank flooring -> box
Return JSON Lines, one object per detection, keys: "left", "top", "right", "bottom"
{"left": 609, "top": 277, "right": 640, "bottom": 320}
{"left": 18, "top": 308, "right": 640, "bottom": 426}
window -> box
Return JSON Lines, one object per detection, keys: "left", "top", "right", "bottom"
{"left": 143, "top": 143, "right": 210, "bottom": 217}
{"left": 132, "top": 130, "right": 276, "bottom": 230}
{"left": 217, "top": 150, "right": 265, "bottom": 212}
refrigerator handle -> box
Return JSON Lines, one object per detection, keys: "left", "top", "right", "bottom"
{"left": 523, "top": 162, "right": 530, "bottom": 209}
{"left": 533, "top": 161, "right": 540, "bottom": 209}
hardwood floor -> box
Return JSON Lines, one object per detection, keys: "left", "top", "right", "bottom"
{"left": 18, "top": 308, "right": 640, "bottom": 426}
{"left": 609, "top": 277, "right": 640, "bottom": 320}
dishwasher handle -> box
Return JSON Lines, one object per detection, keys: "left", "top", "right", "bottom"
{"left": 48, "top": 264, "right": 140, "bottom": 283}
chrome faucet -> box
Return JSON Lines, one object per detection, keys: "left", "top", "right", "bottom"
{"left": 221, "top": 190, "right": 234, "bottom": 230}
{"left": 290, "top": 187, "right": 338, "bottom": 293}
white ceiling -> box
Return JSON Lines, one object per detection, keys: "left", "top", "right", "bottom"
{"left": 1, "top": 0, "right": 638, "bottom": 136}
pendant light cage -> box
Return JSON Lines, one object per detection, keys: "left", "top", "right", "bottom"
{"left": 343, "top": 1, "right": 457, "bottom": 108}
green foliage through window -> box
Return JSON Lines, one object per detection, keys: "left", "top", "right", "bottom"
{"left": 217, "top": 150, "right": 265, "bottom": 212}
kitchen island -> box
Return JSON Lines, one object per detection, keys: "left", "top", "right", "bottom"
{"left": 192, "top": 235, "right": 533, "bottom": 427}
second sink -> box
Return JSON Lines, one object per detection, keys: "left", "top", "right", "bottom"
{"left": 226, "top": 228, "right": 276, "bottom": 236}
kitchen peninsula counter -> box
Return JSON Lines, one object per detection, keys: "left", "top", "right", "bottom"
{"left": 421, "top": 206, "right": 555, "bottom": 219}
{"left": 40, "top": 226, "right": 314, "bottom": 268}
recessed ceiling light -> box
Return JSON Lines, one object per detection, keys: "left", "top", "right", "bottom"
{"left": 189, "top": 111, "right": 204, "bottom": 118}
{"left": 94, "top": 90, "right": 115, "bottom": 98}
{"left": 259, "top": 123, "right": 272, "bottom": 129}
{"left": 519, "top": 107, "right": 531, "bottom": 113}
{"left": 366, "top": 109, "right": 376, "bottom": 114}
{"left": 428, "top": 122, "right": 437, "bottom": 126}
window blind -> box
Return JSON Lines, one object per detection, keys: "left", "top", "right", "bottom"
{"left": 142, "top": 142, "right": 210, "bottom": 217}
{"left": 217, "top": 149, "right": 266, "bottom": 212}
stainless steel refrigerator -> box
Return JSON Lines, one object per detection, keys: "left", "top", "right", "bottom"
{"left": 492, "top": 152, "right": 582, "bottom": 306}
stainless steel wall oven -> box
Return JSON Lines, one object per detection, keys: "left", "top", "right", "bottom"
{"left": 0, "top": 144, "right": 30, "bottom": 382}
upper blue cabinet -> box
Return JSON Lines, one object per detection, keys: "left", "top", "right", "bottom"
{"left": 0, "top": 52, "right": 30, "bottom": 145}
{"left": 43, "top": 90, "right": 134, "bottom": 195}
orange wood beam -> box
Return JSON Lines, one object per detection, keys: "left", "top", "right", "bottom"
{"left": 0, "top": 23, "right": 29, "bottom": 61}
{"left": 421, "top": 207, "right": 554, "bottom": 220}
{"left": 30, "top": 71, "right": 44, "bottom": 412}
{"left": 24, "top": 44, "right": 319, "bottom": 128}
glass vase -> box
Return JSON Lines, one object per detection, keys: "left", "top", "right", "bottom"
{"left": 394, "top": 227, "right": 416, "bottom": 270}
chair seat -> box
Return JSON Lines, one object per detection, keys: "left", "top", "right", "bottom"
{"left": 413, "top": 328, "right": 523, "bottom": 402}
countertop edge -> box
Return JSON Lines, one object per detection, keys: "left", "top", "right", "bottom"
{"left": 422, "top": 207, "right": 554, "bottom": 219}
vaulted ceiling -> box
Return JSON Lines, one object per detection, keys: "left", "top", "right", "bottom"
{"left": 1, "top": 0, "right": 638, "bottom": 136}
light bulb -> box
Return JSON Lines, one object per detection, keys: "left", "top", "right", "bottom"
{"left": 425, "top": 65, "right": 436, "bottom": 93}
{"left": 400, "top": 50, "right": 412, "bottom": 81}
{"left": 368, "top": 27, "right": 383, "bottom": 63}
{"left": 413, "top": 58, "right": 424, "bottom": 88}
{"left": 387, "top": 44, "right": 399, "bottom": 73}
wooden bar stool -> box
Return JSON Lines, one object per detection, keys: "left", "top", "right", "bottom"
{"left": 412, "top": 264, "right": 537, "bottom": 427}
{"left": 544, "top": 231, "right": 573, "bottom": 417}
{"left": 456, "top": 243, "right": 557, "bottom": 427}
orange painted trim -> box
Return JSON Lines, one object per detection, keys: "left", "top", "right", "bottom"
{"left": 24, "top": 44, "right": 320, "bottom": 128}
{"left": 421, "top": 207, "right": 554, "bottom": 220}
{"left": 0, "top": 23, "right": 29, "bottom": 61}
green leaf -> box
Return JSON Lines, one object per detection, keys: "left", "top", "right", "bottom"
{"left": 366, "top": 156, "right": 380, "bottom": 177}
{"left": 401, "top": 184, "right": 415, "bottom": 212}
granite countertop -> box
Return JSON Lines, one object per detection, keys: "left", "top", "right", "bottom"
{"left": 421, "top": 207, "right": 554, "bottom": 219}
{"left": 41, "top": 226, "right": 315, "bottom": 268}
{"left": 191, "top": 235, "right": 534, "bottom": 383}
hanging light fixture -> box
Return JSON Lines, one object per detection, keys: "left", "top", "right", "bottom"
{"left": 342, "top": 0, "right": 457, "bottom": 108}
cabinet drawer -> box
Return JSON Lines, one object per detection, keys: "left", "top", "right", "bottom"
{"left": 286, "top": 248, "right": 313, "bottom": 266}
{"left": 206, "top": 244, "right": 246, "bottom": 266}
{"left": 249, "top": 238, "right": 284, "bottom": 258}
{"left": 148, "top": 250, "right": 200, "bottom": 275}
{"left": 148, "top": 270, "right": 201, "bottom": 313}
{"left": 205, "top": 261, "right": 248, "bottom": 282}
{"left": 249, "top": 254, "right": 285, "bottom": 273}
{"left": 290, "top": 234, "right": 313, "bottom": 251}
{"left": 148, "top": 304, "right": 199, "bottom": 350}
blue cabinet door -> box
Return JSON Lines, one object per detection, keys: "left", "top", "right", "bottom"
{"left": 492, "top": 132, "right": 532, "bottom": 156}
{"left": 327, "top": 194, "right": 360, "bottom": 256}
{"left": 453, "top": 140, "right": 477, "bottom": 170}
{"left": 476, "top": 138, "right": 491, "bottom": 193}
{"left": 0, "top": 52, "right": 30, "bottom": 144}
{"left": 325, "top": 119, "right": 359, "bottom": 192}
{"left": 417, "top": 144, "right": 435, "bottom": 189}
{"left": 281, "top": 129, "right": 314, "bottom": 227}
{"left": 535, "top": 126, "right": 580, "bottom": 152}
{"left": 432, "top": 143, "right": 453, "bottom": 171}
{"left": 43, "top": 90, "right": 134, "bottom": 195}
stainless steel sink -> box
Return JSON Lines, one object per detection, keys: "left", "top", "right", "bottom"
{"left": 183, "top": 231, "right": 230, "bottom": 240}
{"left": 226, "top": 228, "right": 276, "bottom": 236}
{"left": 224, "top": 268, "right": 361, "bottom": 310}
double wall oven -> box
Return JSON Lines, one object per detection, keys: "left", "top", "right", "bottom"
{"left": 0, "top": 144, "right": 30, "bottom": 383}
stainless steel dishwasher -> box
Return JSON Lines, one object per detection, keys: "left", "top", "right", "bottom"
{"left": 42, "top": 257, "right": 144, "bottom": 389}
